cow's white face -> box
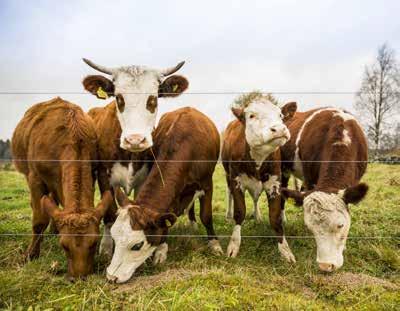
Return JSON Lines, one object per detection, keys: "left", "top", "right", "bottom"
{"left": 244, "top": 101, "right": 290, "bottom": 150}
{"left": 113, "top": 67, "right": 161, "bottom": 151}
{"left": 106, "top": 209, "right": 156, "bottom": 283}
{"left": 303, "top": 192, "right": 350, "bottom": 272}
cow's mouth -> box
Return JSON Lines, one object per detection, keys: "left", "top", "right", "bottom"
{"left": 269, "top": 135, "right": 288, "bottom": 142}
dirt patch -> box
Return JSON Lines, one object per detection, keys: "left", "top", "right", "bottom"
{"left": 312, "top": 272, "right": 399, "bottom": 290}
{"left": 113, "top": 268, "right": 205, "bottom": 293}
{"left": 388, "top": 177, "right": 400, "bottom": 186}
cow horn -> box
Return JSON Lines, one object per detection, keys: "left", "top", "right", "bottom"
{"left": 160, "top": 61, "right": 185, "bottom": 76}
{"left": 82, "top": 58, "right": 114, "bottom": 75}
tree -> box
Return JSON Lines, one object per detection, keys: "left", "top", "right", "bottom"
{"left": 354, "top": 43, "right": 400, "bottom": 155}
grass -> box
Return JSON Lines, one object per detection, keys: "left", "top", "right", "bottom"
{"left": 0, "top": 164, "right": 399, "bottom": 310}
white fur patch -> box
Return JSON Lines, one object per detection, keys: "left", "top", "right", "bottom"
{"left": 235, "top": 174, "right": 263, "bottom": 200}
{"left": 227, "top": 224, "right": 241, "bottom": 257}
{"left": 333, "top": 110, "right": 356, "bottom": 122}
{"left": 110, "top": 162, "right": 134, "bottom": 195}
{"left": 333, "top": 129, "right": 352, "bottom": 146}
{"left": 225, "top": 184, "right": 234, "bottom": 220}
{"left": 107, "top": 209, "right": 156, "bottom": 283}
{"left": 263, "top": 175, "right": 280, "bottom": 197}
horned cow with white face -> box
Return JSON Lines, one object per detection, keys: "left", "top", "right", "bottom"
{"left": 280, "top": 107, "right": 369, "bottom": 272}
{"left": 82, "top": 58, "right": 188, "bottom": 152}
{"left": 222, "top": 93, "right": 297, "bottom": 260}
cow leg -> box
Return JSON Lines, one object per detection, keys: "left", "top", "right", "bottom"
{"left": 227, "top": 180, "right": 246, "bottom": 258}
{"left": 268, "top": 194, "right": 296, "bottom": 263}
{"left": 98, "top": 167, "right": 116, "bottom": 259}
{"left": 26, "top": 175, "right": 49, "bottom": 260}
{"left": 187, "top": 205, "right": 198, "bottom": 230}
{"left": 199, "top": 179, "right": 223, "bottom": 255}
{"left": 225, "top": 183, "right": 234, "bottom": 220}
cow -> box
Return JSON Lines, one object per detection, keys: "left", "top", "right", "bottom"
{"left": 221, "top": 94, "right": 297, "bottom": 261}
{"left": 87, "top": 102, "right": 152, "bottom": 259}
{"left": 11, "top": 97, "right": 113, "bottom": 280}
{"left": 106, "top": 107, "right": 223, "bottom": 283}
{"left": 82, "top": 58, "right": 188, "bottom": 152}
{"left": 280, "top": 107, "right": 368, "bottom": 272}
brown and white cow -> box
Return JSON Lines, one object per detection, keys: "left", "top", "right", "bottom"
{"left": 82, "top": 58, "right": 188, "bottom": 152}
{"left": 106, "top": 107, "right": 223, "bottom": 283}
{"left": 221, "top": 95, "right": 297, "bottom": 261}
{"left": 11, "top": 97, "right": 113, "bottom": 279}
{"left": 280, "top": 107, "right": 368, "bottom": 272}
{"left": 87, "top": 102, "right": 152, "bottom": 259}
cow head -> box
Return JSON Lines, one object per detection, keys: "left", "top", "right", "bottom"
{"left": 281, "top": 183, "right": 368, "bottom": 272}
{"left": 41, "top": 191, "right": 113, "bottom": 280}
{"left": 106, "top": 188, "right": 176, "bottom": 283}
{"left": 232, "top": 99, "right": 296, "bottom": 160}
{"left": 82, "top": 58, "right": 188, "bottom": 152}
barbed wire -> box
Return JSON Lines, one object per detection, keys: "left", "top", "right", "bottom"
{"left": 0, "top": 233, "right": 398, "bottom": 239}
{"left": 1, "top": 159, "right": 399, "bottom": 163}
{"left": 1, "top": 91, "right": 400, "bottom": 95}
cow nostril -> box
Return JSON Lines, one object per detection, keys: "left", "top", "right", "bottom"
{"left": 270, "top": 127, "right": 277, "bottom": 133}
{"left": 107, "top": 273, "right": 118, "bottom": 283}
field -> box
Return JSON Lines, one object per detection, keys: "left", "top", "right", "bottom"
{"left": 0, "top": 164, "right": 399, "bottom": 310}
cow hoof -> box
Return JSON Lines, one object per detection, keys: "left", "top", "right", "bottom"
{"left": 25, "top": 247, "right": 39, "bottom": 261}
{"left": 278, "top": 240, "right": 296, "bottom": 263}
{"left": 153, "top": 243, "right": 168, "bottom": 265}
{"left": 226, "top": 240, "right": 240, "bottom": 258}
{"left": 208, "top": 239, "right": 223, "bottom": 255}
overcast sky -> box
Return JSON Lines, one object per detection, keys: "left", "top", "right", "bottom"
{"left": 1, "top": 0, "right": 399, "bottom": 139}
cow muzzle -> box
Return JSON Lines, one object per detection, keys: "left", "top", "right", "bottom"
{"left": 318, "top": 262, "right": 338, "bottom": 273}
{"left": 121, "top": 134, "right": 151, "bottom": 152}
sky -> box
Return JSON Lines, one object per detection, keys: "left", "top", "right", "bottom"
{"left": 1, "top": 0, "right": 400, "bottom": 139}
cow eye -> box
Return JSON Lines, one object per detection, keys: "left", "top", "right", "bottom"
{"left": 131, "top": 241, "right": 144, "bottom": 251}
{"left": 116, "top": 94, "right": 125, "bottom": 112}
{"left": 337, "top": 224, "right": 344, "bottom": 229}
{"left": 249, "top": 114, "right": 255, "bottom": 119}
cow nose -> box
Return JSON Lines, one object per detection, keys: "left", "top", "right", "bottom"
{"left": 124, "top": 134, "right": 146, "bottom": 146}
{"left": 107, "top": 273, "right": 118, "bottom": 283}
{"left": 318, "top": 262, "right": 336, "bottom": 272}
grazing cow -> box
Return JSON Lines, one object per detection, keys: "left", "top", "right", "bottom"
{"left": 221, "top": 95, "right": 297, "bottom": 261}
{"left": 106, "top": 107, "right": 223, "bottom": 283}
{"left": 11, "top": 98, "right": 113, "bottom": 279}
{"left": 87, "top": 102, "right": 152, "bottom": 258}
{"left": 280, "top": 107, "right": 368, "bottom": 272}
{"left": 82, "top": 58, "right": 188, "bottom": 152}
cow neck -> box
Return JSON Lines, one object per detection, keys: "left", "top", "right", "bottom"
{"left": 134, "top": 149, "right": 190, "bottom": 214}
{"left": 60, "top": 147, "right": 94, "bottom": 212}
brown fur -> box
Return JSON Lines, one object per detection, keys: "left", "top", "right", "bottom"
{"left": 117, "top": 107, "right": 221, "bottom": 246}
{"left": 12, "top": 97, "right": 113, "bottom": 279}
{"left": 281, "top": 107, "right": 368, "bottom": 200}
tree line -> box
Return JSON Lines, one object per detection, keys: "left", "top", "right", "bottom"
{"left": 0, "top": 139, "right": 11, "bottom": 160}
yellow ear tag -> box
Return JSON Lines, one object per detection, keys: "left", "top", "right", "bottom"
{"left": 172, "top": 84, "right": 179, "bottom": 92}
{"left": 165, "top": 219, "right": 172, "bottom": 227}
{"left": 97, "top": 87, "right": 108, "bottom": 99}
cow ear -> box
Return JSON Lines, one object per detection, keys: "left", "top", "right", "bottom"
{"left": 94, "top": 190, "right": 114, "bottom": 221}
{"left": 82, "top": 75, "right": 115, "bottom": 99}
{"left": 114, "top": 187, "right": 131, "bottom": 208}
{"left": 281, "top": 188, "right": 305, "bottom": 206}
{"left": 156, "top": 213, "right": 177, "bottom": 228}
{"left": 41, "top": 195, "right": 61, "bottom": 219}
{"left": 158, "top": 75, "right": 189, "bottom": 98}
{"left": 341, "top": 183, "right": 368, "bottom": 205}
{"left": 231, "top": 107, "right": 245, "bottom": 122}
{"left": 281, "top": 102, "right": 297, "bottom": 122}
